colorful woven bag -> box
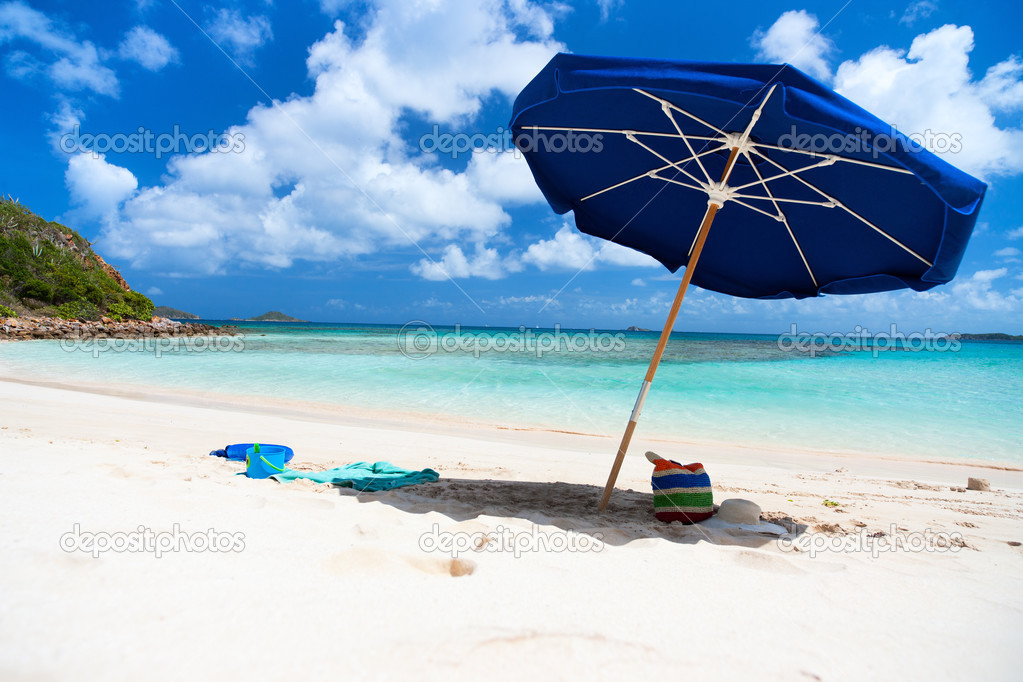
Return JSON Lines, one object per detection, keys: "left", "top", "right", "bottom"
{"left": 647, "top": 452, "right": 715, "bottom": 524}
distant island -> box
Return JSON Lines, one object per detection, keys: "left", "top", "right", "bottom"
{"left": 247, "top": 311, "right": 306, "bottom": 322}
{"left": 959, "top": 333, "right": 1023, "bottom": 341}
{"left": 626, "top": 326, "right": 651, "bottom": 332}
{"left": 153, "top": 306, "right": 199, "bottom": 319}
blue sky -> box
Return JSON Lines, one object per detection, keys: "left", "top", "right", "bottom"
{"left": 2, "top": 0, "right": 1022, "bottom": 332}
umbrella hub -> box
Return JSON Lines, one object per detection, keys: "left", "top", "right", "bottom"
{"left": 721, "top": 131, "right": 756, "bottom": 157}
{"left": 705, "top": 183, "right": 733, "bottom": 209}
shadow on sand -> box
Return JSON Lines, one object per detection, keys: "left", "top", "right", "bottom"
{"left": 332, "top": 478, "right": 807, "bottom": 549}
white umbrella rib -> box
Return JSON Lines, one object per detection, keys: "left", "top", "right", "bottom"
{"left": 741, "top": 149, "right": 818, "bottom": 288}
{"left": 749, "top": 147, "right": 934, "bottom": 267}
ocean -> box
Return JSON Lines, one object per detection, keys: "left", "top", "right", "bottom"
{"left": 1, "top": 321, "right": 1020, "bottom": 464}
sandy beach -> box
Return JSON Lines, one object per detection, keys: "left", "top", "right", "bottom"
{"left": 1, "top": 376, "right": 1021, "bottom": 681}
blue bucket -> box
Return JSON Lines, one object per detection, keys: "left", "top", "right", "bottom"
{"left": 245, "top": 445, "right": 287, "bottom": 479}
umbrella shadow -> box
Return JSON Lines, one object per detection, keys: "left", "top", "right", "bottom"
{"left": 336, "top": 478, "right": 807, "bottom": 549}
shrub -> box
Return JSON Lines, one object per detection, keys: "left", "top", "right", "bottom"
{"left": 20, "top": 278, "right": 53, "bottom": 303}
{"left": 55, "top": 300, "right": 101, "bottom": 321}
{"left": 123, "top": 290, "right": 154, "bottom": 320}
{"left": 105, "top": 301, "right": 134, "bottom": 321}
{"left": 0, "top": 304, "right": 16, "bottom": 318}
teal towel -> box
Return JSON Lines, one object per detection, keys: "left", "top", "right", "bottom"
{"left": 270, "top": 461, "right": 439, "bottom": 491}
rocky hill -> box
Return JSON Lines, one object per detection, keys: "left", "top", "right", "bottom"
{"left": 0, "top": 196, "right": 153, "bottom": 322}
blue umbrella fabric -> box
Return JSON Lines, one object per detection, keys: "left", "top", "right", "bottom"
{"left": 509, "top": 54, "right": 987, "bottom": 509}
{"left": 510, "top": 53, "right": 986, "bottom": 300}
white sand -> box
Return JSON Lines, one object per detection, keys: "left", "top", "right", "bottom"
{"left": 1, "top": 377, "right": 1022, "bottom": 681}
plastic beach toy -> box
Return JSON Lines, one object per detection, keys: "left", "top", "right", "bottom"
{"left": 245, "top": 444, "right": 287, "bottom": 479}
{"left": 213, "top": 443, "right": 295, "bottom": 463}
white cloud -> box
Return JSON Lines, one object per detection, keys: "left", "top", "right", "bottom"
{"left": 900, "top": 0, "right": 938, "bottom": 26}
{"left": 506, "top": 0, "right": 556, "bottom": 39}
{"left": 486, "top": 294, "right": 560, "bottom": 308}
{"left": 411, "top": 243, "right": 515, "bottom": 280}
{"left": 610, "top": 297, "right": 638, "bottom": 315}
{"left": 207, "top": 9, "right": 272, "bottom": 64}
{"left": 751, "top": 10, "right": 834, "bottom": 81}
{"left": 596, "top": 0, "right": 622, "bottom": 22}
{"left": 977, "top": 56, "right": 1023, "bottom": 112}
{"left": 631, "top": 278, "right": 645, "bottom": 286}
{"left": 46, "top": 99, "right": 83, "bottom": 150}
{"left": 464, "top": 149, "right": 546, "bottom": 205}
{"left": 118, "top": 26, "right": 179, "bottom": 71}
{"left": 97, "top": 0, "right": 562, "bottom": 275}
{"left": 1007, "top": 226, "right": 1023, "bottom": 239}
{"left": 318, "top": 0, "right": 348, "bottom": 16}
{"left": 947, "top": 268, "right": 1019, "bottom": 311}
{"left": 0, "top": 0, "right": 118, "bottom": 96}
{"left": 750, "top": 16, "right": 1023, "bottom": 180}
{"left": 419, "top": 296, "right": 452, "bottom": 308}
{"left": 520, "top": 224, "right": 661, "bottom": 272}
{"left": 64, "top": 153, "right": 138, "bottom": 220}
{"left": 145, "top": 286, "right": 163, "bottom": 297}
{"left": 834, "top": 25, "right": 1023, "bottom": 178}
{"left": 994, "top": 246, "right": 1021, "bottom": 262}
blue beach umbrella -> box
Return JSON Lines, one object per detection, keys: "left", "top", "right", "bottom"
{"left": 509, "top": 54, "right": 987, "bottom": 509}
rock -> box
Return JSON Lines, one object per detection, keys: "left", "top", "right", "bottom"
{"left": 92, "top": 253, "right": 131, "bottom": 292}
{"left": 0, "top": 314, "right": 236, "bottom": 342}
{"left": 967, "top": 477, "right": 990, "bottom": 492}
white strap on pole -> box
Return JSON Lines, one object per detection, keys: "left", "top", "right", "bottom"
{"left": 629, "top": 380, "right": 652, "bottom": 422}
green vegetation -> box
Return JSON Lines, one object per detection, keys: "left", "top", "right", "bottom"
{"left": 0, "top": 304, "right": 16, "bottom": 318}
{"left": 0, "top": 196, "right": 153, "bottom": 320}
{"left": 55, "top": 300, "right": 101, "bottom": 321}
{"left": 822, "top": 499, "right": 841, "bottom": 508}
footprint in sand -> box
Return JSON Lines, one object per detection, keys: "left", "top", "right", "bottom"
{"left": 280, "top": 496, "right": 335, "bottom": 512}
{"left": 326, "top": 547, "right": 476, "bottom": 577}
{"left": 700, "top": 545, "right": 841, "bottom": 574}
{"left": 244, "top": 495, "right": 267, "bottom": 509}
{"left": 103, "top": 464, "right": 133, "bottom": 478}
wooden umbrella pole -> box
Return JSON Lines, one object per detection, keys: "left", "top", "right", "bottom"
{"left": 597, "top": 147, "right": 740, "bottom": 511}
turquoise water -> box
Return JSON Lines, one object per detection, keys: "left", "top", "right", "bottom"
{"left": 1, "top": 321, "right": 1020, "bottom": 463}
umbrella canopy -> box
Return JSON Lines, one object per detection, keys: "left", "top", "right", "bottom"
{"left": 509, "top": 54, "right": 987, "bottom": 510}
{"left": 510, "top": 53, "right": 986, "bottom": 300}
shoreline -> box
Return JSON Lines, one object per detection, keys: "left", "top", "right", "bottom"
{"left": 2, "top": 372, "right": 1021, "bottom": 484}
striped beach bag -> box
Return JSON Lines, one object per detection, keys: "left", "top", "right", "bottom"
{"left": 647, "top": 452, "right": 715, "bottom": 524}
